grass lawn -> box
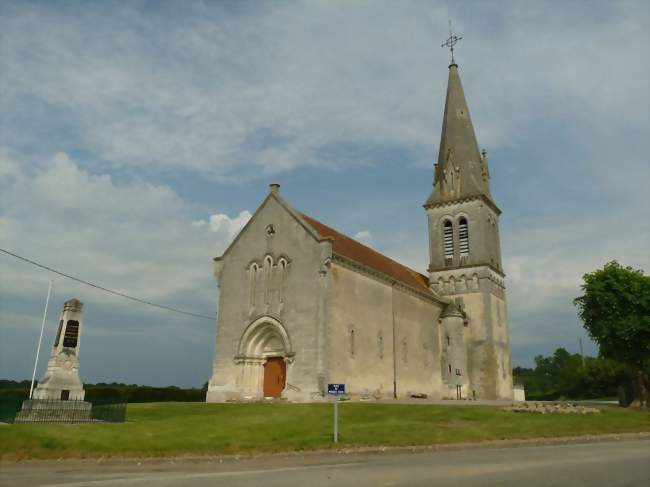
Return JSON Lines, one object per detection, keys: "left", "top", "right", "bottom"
{"left": 1, "top": 402, "right": 648, "bottom": 460}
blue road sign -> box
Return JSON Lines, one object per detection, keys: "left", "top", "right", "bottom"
{"left": 328, "top": 383, "right": 346, "bottom": 395}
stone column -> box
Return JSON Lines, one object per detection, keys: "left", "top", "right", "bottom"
{"left": 33, "top": 299, "right": 85, "bottom": 401}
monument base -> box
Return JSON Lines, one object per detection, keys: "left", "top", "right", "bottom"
{"left": 15, "top": 399, "right": 94, "bottom": 423}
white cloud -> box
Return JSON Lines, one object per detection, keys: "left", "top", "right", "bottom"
{"left": 207, "top": 211, "right": 252, "bottom": 239}
{"left": 503, "top": 211, "right": 649, "bottom": 319}
{"left": 0, "top": 150, "right": 23, "bottom": 180}
{"left": 0, "top": 151, "right": 257, "bottom": 384}
{"left": 2, "top": 2, "right": 645, "bottom": 181}
{"left": 353, "top": 230, "right": 374, "bottom": 247}
{"left": 0, "top": 151, "right": 247, "bottom": 303}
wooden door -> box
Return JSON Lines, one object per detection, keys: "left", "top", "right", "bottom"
{"left": 263, "top": 357, "right": 286, "bottom": 398}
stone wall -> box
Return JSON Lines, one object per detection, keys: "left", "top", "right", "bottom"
{"left": 429, "top": 265, "right": 513, "bottom": 400}
{"left": 207, "top": 194, "right": 329, "bottom": 402}
{"left": 326, "top": 262, "right": 445, "bottom": 399}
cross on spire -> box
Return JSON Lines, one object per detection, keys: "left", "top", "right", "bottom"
{"left": 441, "top": 20, "right": 462, "bottom": 64}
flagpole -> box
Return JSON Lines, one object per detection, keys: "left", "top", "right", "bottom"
{"left": 29, "top": 280, "right": 53, "bottom": 399}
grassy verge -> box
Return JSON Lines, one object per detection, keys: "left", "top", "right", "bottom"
{"left": 1, "top": 402, "right": 648, "bottom": 460}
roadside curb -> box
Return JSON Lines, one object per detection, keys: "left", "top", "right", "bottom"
{"left": 3, "top": 431, "right": 649, "bottom": 465}
{"left": 328, "top": 431, "right": 650, "bottom": 455}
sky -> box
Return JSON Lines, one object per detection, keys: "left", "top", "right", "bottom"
{"left": 1, "top": 0, "right": 648, "bottom": 387}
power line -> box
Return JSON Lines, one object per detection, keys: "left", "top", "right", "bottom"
{"left": 0, "top": 248, "right": 216, "bottom": 321}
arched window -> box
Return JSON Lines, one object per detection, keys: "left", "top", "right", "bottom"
{"left": 458, "top": 217, "right": 469, "bottom": 257}
{"left": 264, "top": 256, "right": 273, "bottom": 304}
{"left": 278, "top": 258, "right": 288, "bottom": 303}
{"left": 249, "top": 263, "right": 259, "bottom": 306}
{"left": 350, "top": 328, "right": 355, "bottom": 357}
{"left": 443, "top": 220, "right": 454, "bottom": 259}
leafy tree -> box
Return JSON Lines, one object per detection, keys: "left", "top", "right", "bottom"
{"left": 513, "top": 348, "right": 629, "bottom": 400}
{"left": 574, "top": 261, "right": 650, "bottom": 407}
{"left": 581, "top": 356, "right": 627, "bottom": 399}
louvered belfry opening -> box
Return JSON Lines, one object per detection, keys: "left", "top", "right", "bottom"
{"left": 459, "top": 218, "right": 469, "bottom": 257}
{"left": 443, "top": 220, "right": 454, "bottom": 262}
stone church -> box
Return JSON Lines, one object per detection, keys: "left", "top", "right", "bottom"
{"left": 207, "top": 61, "right": 513, "bottom": 402}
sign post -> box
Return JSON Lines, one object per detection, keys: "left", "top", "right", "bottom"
{"left": 333, "top": 399, "right": 339, "bottom": 443}
{"left": 327, "top": 383, "right": 346, "bottom": 443}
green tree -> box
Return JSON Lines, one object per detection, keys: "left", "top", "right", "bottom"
{"left": 574, "top": 261, "right": 650, "bottom": 407}
{"left": 582, "top": 356, "right": 627, "bottom": 399}
{"left": 513, "top": 349, "right": 628, "bottom": 400}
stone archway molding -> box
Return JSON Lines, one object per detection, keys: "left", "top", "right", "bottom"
{"left": 234, "top": 315, "right": 295, "bottom": 364}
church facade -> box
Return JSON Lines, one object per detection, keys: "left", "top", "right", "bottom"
{"left": 207, "top": 62, "right": 513, "bottom": 402}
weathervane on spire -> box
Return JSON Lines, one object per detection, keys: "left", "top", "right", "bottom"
{"left": 441, "top": 20, "right": 462, "bottom": 64}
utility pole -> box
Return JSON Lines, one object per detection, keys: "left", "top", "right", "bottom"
{"left": 29, "top": 280, "right": 53, "bottom": 399}
{"left": 579, "top": 337, "right": 586, "bottom": 368}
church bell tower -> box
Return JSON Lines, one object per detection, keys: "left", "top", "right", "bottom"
{"left": 425, "top": 55, "right": 513, "bottom": 399}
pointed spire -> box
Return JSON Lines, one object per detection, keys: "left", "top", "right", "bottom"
{"left": 425, "top": 63, "right": 495, "bottom": 209}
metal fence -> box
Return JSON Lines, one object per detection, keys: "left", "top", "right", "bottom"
{"left": 0, "top": 398, "right": 127, "bottom": 424}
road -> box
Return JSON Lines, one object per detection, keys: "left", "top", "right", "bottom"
{"left": 1, "top": 439, "right": 648, "bottom": 487}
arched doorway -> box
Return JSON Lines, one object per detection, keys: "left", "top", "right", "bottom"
{"left": 235, "top": 316, "right": 294, "bottom": 399}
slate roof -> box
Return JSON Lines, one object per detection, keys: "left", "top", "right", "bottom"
{"left": 300, "top": 213, "right": 433, "bottom": 294}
